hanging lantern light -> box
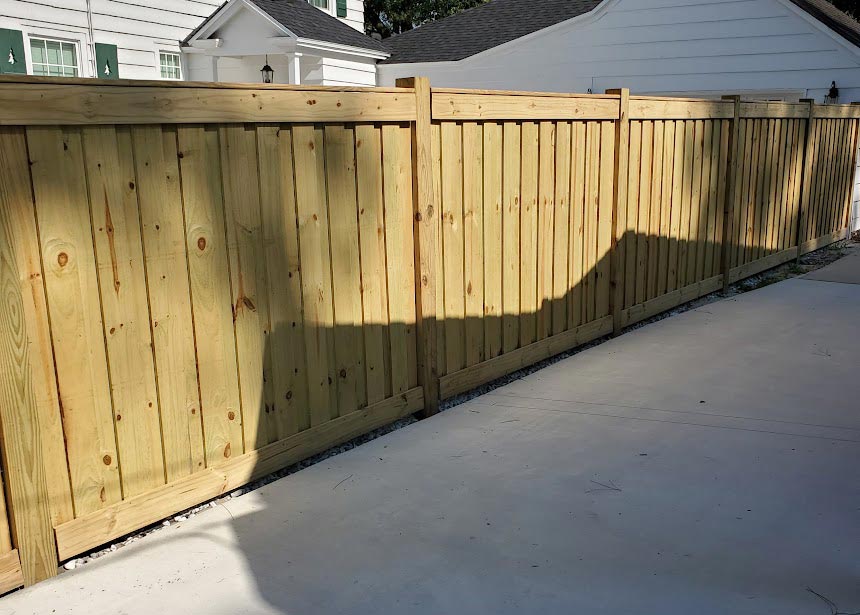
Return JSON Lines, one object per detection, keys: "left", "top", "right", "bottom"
{"left": 825, "top": 81, "right": 839, "bottom": 104}
{"left": 261, "top": 55, "right": 274, "bottom": 84}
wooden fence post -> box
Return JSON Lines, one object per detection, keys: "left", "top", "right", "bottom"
{"left": 397, "top": 76, "right": 440, "bottom": 417}
{"left": 606, "top": 88, "right": 629, "bottom": 335}
{"left": 795, "top": 98, "right": 816, "bottom": 261}
{"left": 720, "top": 95, "right": 741, "bottom": 293}
{"left": 0, "top": 131, "right": 58, "bottom": 584}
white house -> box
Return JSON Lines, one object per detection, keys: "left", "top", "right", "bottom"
{"left": 378, "top": 0, "right": 860, "bottom": 104}
{"left": 0, "top": 0, "right": 385, "bottom": 85}
{"left": 182, "top": 0, "right": 387, "bottom": 86}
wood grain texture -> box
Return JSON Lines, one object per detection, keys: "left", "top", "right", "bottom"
{"left": 0, "top": 128, "right": 73, "bottom": 526}
{"left": 28, "top": 126, "right": 122, "bottom": 516}
{"left": 177, "top": 126, "right": 243, "bottom": 463}
{"left": 0, "top": 128, "right": 59, "bottom": 582}
{"left": 132, "top": 126, "right": 205, "bottom": 480}
{"left": 0, "top": 83, "right": 416, "bottom": 125}
{"left": 83, "top": 126, "right": 165, "bottom": 497}
{"left": 55, "top": 388, "right": 424, "bottom": 560}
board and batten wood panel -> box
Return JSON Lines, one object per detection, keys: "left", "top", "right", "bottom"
{"left": 27, "top": 126, "right": 123, "bottom": 515}
{"left": 177, "top": 126, "right": 243, "bottom": 464}
{"left": 132, "top": 125, "right": 206, "bottom": 481}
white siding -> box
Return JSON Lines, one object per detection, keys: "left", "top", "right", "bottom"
{"left": 379, "top": 0, "right": 860, "bottom": 102}
{"left": 0, "top": 0, "right": 221, "bottom": 80}
{"left": 0, "top": 0, "right": 368, "bottom": 80}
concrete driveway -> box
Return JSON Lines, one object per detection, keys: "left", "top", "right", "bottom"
{"left": 3, "top": 253, "right": 859, "bottom": 615}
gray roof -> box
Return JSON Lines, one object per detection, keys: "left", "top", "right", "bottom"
{"left": 381, "top": 0, "right": 602, "bottom": 64}
{"left": 382, "top": 0, "right": 860, "bottom": 65}
{"left": 790, "top": 0, "right": 860, "bottom": 49}
{"left": 184, "top": 0, "right": 388, "bottom": 54}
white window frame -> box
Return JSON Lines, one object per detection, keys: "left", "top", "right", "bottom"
{"left": 158, "top": 50, "right": 183, "bottom": 80}
{"left": 25, "top": 33, "right": 86, "bottom": 78}
{"left": 306, "top": 0, "right": 334, "bottom": 17}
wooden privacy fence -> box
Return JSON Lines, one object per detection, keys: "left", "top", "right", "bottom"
{"left": 0, "top": 75, "right": 856, "bottom": 589}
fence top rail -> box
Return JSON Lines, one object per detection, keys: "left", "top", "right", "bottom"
{"left": 0, "top": 75, "right": 417, "bottom": 126}
{"left": 0, "top": 74, "right": 412, "bottom": 94}
{"left": 431, "top": 88, "right": 620, "bottom": 121}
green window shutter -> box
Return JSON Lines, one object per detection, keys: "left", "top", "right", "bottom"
{"left": 336, "top": 0, "right": 347, "bottom": 18}
{"left": 0, "top": 28, "right": 26, "bottom": 75}
{"left": 94, "top": 43, "right": 119, "bottom": 79}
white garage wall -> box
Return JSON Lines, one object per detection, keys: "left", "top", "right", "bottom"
{"left": 379, "top": 0, "right": 860, "bottom": 102}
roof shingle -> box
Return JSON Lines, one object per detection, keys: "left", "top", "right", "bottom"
{"left": 381, "top": 0, "right": 602, "bottom": 64}
{"left": 382, "top": 0, "right": 860, "bottom": 65}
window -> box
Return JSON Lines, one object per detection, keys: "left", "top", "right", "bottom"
{"left": 308, "top": 0, "right": 329, "bottom": 9}
{"left": 159, "top": 51, "right": 181, "bottom": 80}
{"left": 29, "top": 38, "right": 78, "bottom": 77}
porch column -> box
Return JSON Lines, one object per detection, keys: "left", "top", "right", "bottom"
{"left": 288, "top": 52, "right": 302, "bottom": 85}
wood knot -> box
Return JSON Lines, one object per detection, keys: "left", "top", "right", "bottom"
{"left": 339, "top": 368, "right": 347, "bottom": 378}
{"left": 228, "top": 411, "right": 236, "bottom": 420}
{"left": 102, "top": 454, "right": 112, "bottom": 466}
{"left": 57, "top": 252, "right": 69, "bottom": 267}
{"left": 307, "top": 99, "right": 317, "bottom": 106}
{"left": 223, "top": 443, "right": 231, "bottom": 458}
{"left": 128, "top": 181, "right": 135, "bottom": 190}
{"left": 197, "top": 237, "right": 207, "bottom": 251}
{"left": 415, "top": 211, "right": 423, "bottom": 222}
{"left": 286, "top": 390, "right": 292, "bottom": 400}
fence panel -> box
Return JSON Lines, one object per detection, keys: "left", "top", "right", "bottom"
{"left": 431, "top": 91, "right": 620, "bottom": 399}
{"left": 1, "top": 76, "right": 859, "bottom": 588}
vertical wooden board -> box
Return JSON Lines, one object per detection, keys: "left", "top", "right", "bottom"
{"left": 220, "top": 125, "right": 272, "bottom": 451}
{"left": 355, "top": 124, "right": 389, "bottom": 405}
{"left": 462, "top": 122, "right": 484, "bottom": 368}
{"left": 624, "top": 121, "right": 642, "bottom": 309}
{"left": 735, "top": 120, "right": 750, "bottom": 264}
{"left": 177, "top": 125, "right": 243, "bottom": 461}
{"left": 820, "top": 120, "right": 834, "bottom": 235}
{"left": 27, "top": 126, "right": 122, "bottom": 516}
{"left": 773, "top": 120, "right": 787, "bottom": 251}
{"left": 667, "top": 121, "right": 685, "bottom": 290}
{"left": 583, "top": 122, "right": 600, "bottom": 323}
{"left": 700, "top": 121, "right": 717, "bottom": 279}
{"left": 440, "top": 122, "right": 465, "bottom": 375}
{"left": 786, "top": 120, "right": 802, "bottom": 249}
{"left": 772, "top": 120, "right": 789, "bottom": 251}
{"left": 0, "top": 128, "right": 73, "bottom": 526}
{"left": 753, "top": 119, "right": 770, "bottom": 261}
{"left": 383, "top": 125, "right": 418, "bottom": 390}
{"left": 705, "top": 120, "right": 732, "bottom": 277}
{"left": 761, "top": 120, "right": 777, "bottom": 256}
{"left": 83, "top": 126, "right": 165, "bottom": 498}
{"left": 568, "top": 122, "right": 586, "bottom": 329}
{"left": 636, "top": 122, "right": 653, "bottom": 304}
{"left": 677, "top": 120, "right": 694, "bottom": 285}
{"left": 292, "top": 125, "right": 336, "bottom": 425}
{"left": 694, "top": 121, "right": 712, "bottom": 283}
{"left": 519, "top": 121, "right": 539, "bottom": 345}
{"left": 647, "top": 121, "right": 664, "bottom": 298}
{"left": 0, "top": 128, "right": 65, "bottom": 580}
{"left": 483, "top": 122, "right": 503, "bottom": 359}
{"left": 430, "top": 123, "right": 445, "bottom": 376}
{"left": 552, "top": 121, "right": 571, "bottom": 332}
{"left": 657, "top": 121, "right": 675, "bottom": 296}
{"left": 502, "top": 122, "right": 521, "bottom": 353}
{"left": 256, "top": 125, "right": 308, "bottom": 439}
{"left": 536, "top": 121, "right": 555, "bottom": 340}
{"left": 133, "top": 126, "right": 204, "bottom": 480}
{"left": 324, "top": 125, "right": 367, "bottom": 415}
{"left": 743, "top": 120, "right": 761, "bottom": 264}
{"left": 685, "top": 120, "right": 704, "bottom": 286}
{"left": 596, "top": 122, "right": 614, "bottom": 318}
